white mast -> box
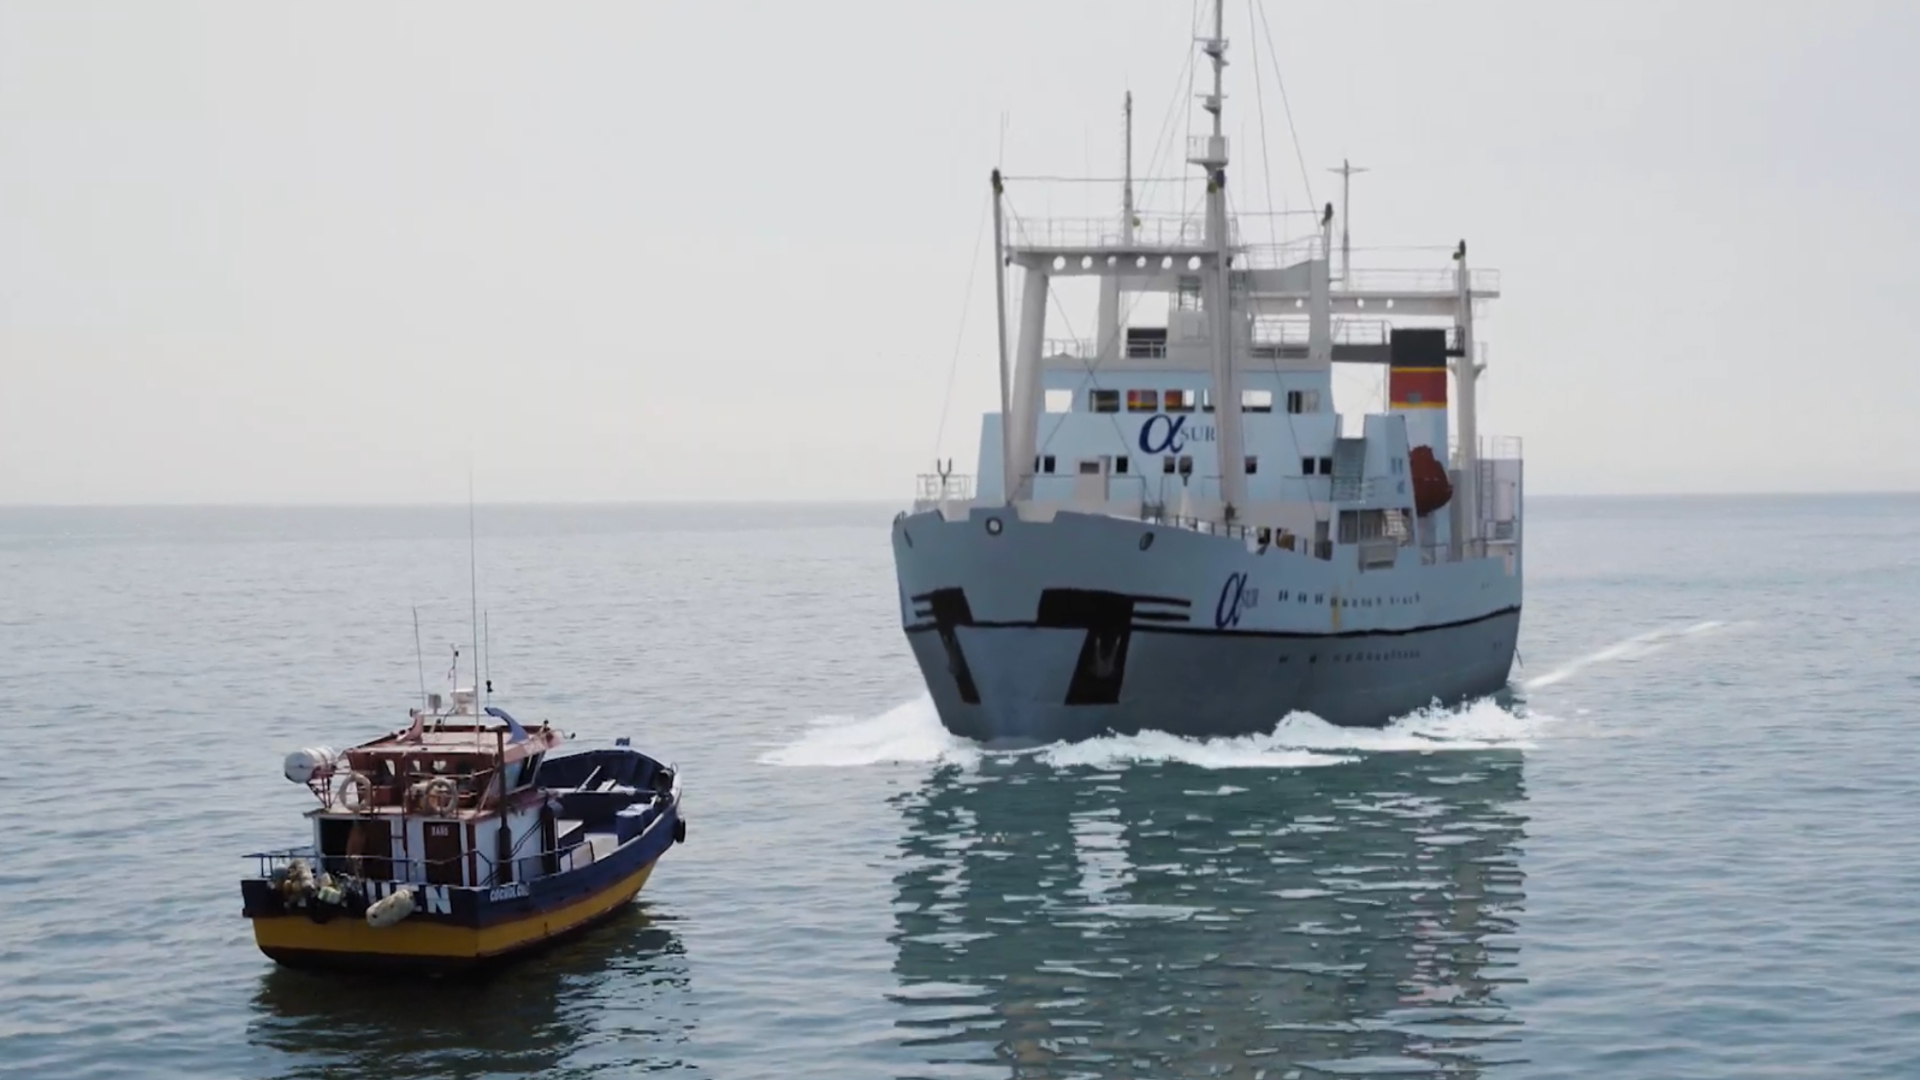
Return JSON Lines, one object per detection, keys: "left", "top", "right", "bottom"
{"left": 990, "top": 169, "right": 1015, "bottom": 505}
{"left": 1191, "top": 0, "right": 1245, "bottom": 513}
{"left": 1096, "top": 93, "right": 1135, "bottom": 361}
{"left": 1328, "top": 158, "right": 1368, "bottom": 286}
{"left": 1123, "top": 90, "right": 1135, "bottom": 245}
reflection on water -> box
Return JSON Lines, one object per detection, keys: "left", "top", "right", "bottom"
{"left": 889, "top": 752, "right": 1529, "bottom": 1078}
{"left": 247, "top": 907, "right": 696, "bottom": 1078}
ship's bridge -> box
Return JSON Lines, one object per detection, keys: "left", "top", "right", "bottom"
{"left": 919, "top": 200, "right": 1519, "bottom": 568}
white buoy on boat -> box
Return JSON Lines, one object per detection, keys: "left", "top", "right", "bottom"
{"left": 283, "top": 747, "right": 337, "bottom": 784}
{"left": 366, "top": 888, "right": 417, "bottom": 929}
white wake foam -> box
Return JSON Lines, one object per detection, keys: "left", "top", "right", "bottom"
{"left": 1521, "top": 618, "right": 1731, "bottom": 690}
{"left": 762, "top": 693, "right": 1542, "bottom": 771}
{"left": 758, "top": 696, "right": 977, "bottom": 768}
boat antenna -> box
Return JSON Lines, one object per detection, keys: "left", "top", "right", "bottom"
{"left": 412, "top": 604, "right": 428, "bottom": 714}
{"left": 483, "top": 609, "right": 492, "bottom": 704}
{"left": 467, "top": 468, "right": 481, "bottom": 724}
{"left": 1328, "top": 158, "right": 1368, "bottom": 285}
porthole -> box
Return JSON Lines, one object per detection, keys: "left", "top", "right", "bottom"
{"left": 985, "top": 517, "right": 1004, "bottom": 536}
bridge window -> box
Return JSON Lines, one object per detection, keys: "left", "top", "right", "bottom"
{"left": 1034, "top": 455, "right": 1056, "bottom": 474}
{"left": 1115, "top": 455, "right": 1131, "bottom": 475}
{"left": 1178, "top": 456, "right": 1194, "bottom": 476}
{"left": 1126, "top": 390, "right": 1159, "bottom": 413}
{"left": 1163, "top": 456, "right": 1177, "bottom": 474}
{"left": 1164, "top": 389, "right": 1195, "bottom": 413}
{"left": 1302, "top": 457, "right": 1317, "bottom": 475}
{"left": 1175, "top": 276, "right": 1203, "bottom": 311}
{"left": 1319, "top": 456, "right": 1334, "bottom": 474}
{"left": 1045, "top": 389, "right": 1073, "bottom": 413}
{"left": 1201, "top": 389, "right": 1215, "bottom": 413}
{"left": 1245, "top": 456, "right": 1259, "bottom": 474}
{"left": 1125, "top": 327, "right": 1168, "bottom": 359}
{"left": 1286, "top": 389, "right": 1321, "bottom": 414}
{"left": 1090, "top": 389, "right": 1119, "bottom": 413}
{"left": 1242, "top": 389, "right": 1274, "bottom": 412}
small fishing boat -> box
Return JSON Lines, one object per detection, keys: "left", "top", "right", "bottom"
{"left": 240, "top": 684, "right": 685, "bottom": 973}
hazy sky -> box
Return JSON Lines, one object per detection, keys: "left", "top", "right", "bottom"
{"left": 4, "top": 1, "right": 1917, "bottom": 504}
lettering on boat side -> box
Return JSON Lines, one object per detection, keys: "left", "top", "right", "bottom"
{"left": 1215, "top": 572, "right": 1257, "bottom": 629}
{"left": 364, "top": 880, "right": 454, "bottom": 914}
{"left": 1137, "top": 415, "right": 1217, "bottom": 455}
{"left": 489, "top": 882, "right": 531, "bottom": 902}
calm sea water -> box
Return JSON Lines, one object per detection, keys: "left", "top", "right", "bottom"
{"left": 1, "top": 497, "right": 1916, "bottom": 1079}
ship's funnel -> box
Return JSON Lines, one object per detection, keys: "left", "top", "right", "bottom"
{"left": 1388, "top": 328, "right": 1452, "bottom": 515}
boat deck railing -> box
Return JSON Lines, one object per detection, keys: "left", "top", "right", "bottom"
{"left": 315, "top": 761, "right": 504, "bottom": 814}
{"left": 246, "top": 828, "right": 628, "bottom": 890}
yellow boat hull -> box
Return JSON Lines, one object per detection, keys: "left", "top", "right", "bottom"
{"left": 249, "top": 861, "right": 656, "bottom": 973}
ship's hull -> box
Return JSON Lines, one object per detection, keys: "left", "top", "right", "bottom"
{"left": 891, "top": 507, "right": 1521, "bottom": 743}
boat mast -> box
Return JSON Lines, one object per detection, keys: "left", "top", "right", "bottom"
{"left": 1329, "top": 158, "right": 1367, "bottom": 286}
{"left": 1193, "top": 0, "right": 1246, "bottom": 513}
{"left": 990, "top": 168, "right": 1014, "bottom": 505}
{"left": 413, "top": 605, "right": 428, "bottom": 714}
{"left": 467, "top": 470, "right": 480, "bottom": 716}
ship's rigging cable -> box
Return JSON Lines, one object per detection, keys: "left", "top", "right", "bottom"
{"left": 930, "top": 191, "right": 993, "bottom": 465}
{"left": 1253, "top": 0, "right": 1316, "bottom": 211}
{"left": 1243, "top": 4, "right": 1324, "bottom": 526}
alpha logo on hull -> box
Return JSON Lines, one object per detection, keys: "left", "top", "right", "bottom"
{"left": 1214, "top": 572, "right": 1260, "bottom": 628}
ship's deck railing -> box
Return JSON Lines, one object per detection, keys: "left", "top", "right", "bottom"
{"left": 1420, "top": 539, "right": 1495, "bottom": 565}
{"left": 1137, "top": 506, "right": 1336, "bottom": 559}
{"left": 1478, "top": 435, "right": 1523, "bottom": 460}
{"left": 1010, "top": 213, "right": 1221, "bottom": 251}
{"left": 1251, "top": 318, "right": 1398, "bottom": 347}
{"left": 1044, "top": 337, "right": 1100, "bottom": 359}
{"left": 915, "top": 473, "right": 974, "bottom": 503}
{"left": 1236, "top": 236, "right": 1327, "bottom": 270}
{"left": 1343, "top": 267, "right": 1502, "bottom": 294}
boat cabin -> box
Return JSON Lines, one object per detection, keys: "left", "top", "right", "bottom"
{"left": 298, "top": 700, "right": 567, "bottom": 891}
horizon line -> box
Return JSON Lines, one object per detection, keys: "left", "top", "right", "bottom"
{"left": 2, "top": 489, "right": 1917, "bottom": 511}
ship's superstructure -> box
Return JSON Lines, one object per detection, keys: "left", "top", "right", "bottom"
{"left": 892, "top": 0, "right": 1523, "bottom": 742}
